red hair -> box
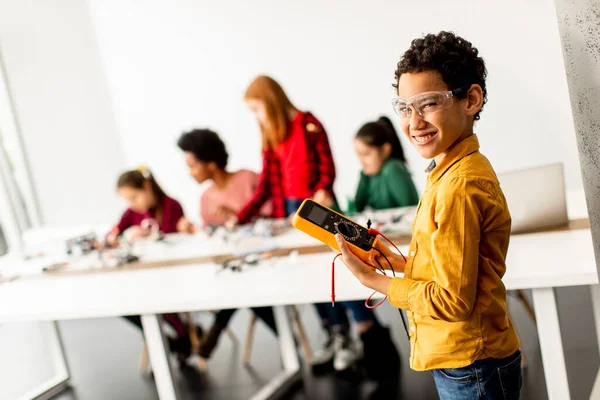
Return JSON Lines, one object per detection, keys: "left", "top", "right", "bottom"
{"left": 244, "top": 75, "right": 297, "bottom": 149}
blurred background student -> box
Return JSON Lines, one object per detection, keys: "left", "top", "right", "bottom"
{"left": 106, "top": 166, "right": 193, "bottom": 245}
{"left": 227, "top": 75, "right": 337, "bottom": 227}
{"left": 107, "top": 167, "right": 198, "bottom": 363}
{"left": 177, "top": 129, "right": 277, "bottom": 358}
{"left": 353, "top": 116, "right": 419, "bottom": 211}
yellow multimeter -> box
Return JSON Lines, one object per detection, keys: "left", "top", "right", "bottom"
{"left": 292, "top": 199, "right": 378, "bottom": 259}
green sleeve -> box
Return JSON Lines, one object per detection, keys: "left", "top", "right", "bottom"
{"left": 354, "top": 173, "right": 369, "bottom": 212}
{"left": 382, "top": 160, "right": 420, "bottom": 207}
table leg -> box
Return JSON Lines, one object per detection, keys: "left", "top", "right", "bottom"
{"left": 141, "top": 314, "right": 180, "bottom": 400}
{"left": 532, "top": 287, "right": 570, "bottom": 400}
{"left": 249, "top": 305, "right": 302, "bottom": 400}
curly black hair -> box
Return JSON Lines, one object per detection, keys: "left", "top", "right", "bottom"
{"left": 393, "top": 31, "right": 487, "bottom": 120}
{"left": 177, "top": 129, "right": 229, "bottom": 169}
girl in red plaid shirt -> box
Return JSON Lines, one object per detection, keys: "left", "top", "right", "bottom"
{"left": 227, "top": 75, "right": 337, "bottom": 226}
{"left": 232, "top": 76, "right": 382, "bottom": 382}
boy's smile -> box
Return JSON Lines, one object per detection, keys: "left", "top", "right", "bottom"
{"left": 395, "top": 71, "right": 480, "bottom": 163}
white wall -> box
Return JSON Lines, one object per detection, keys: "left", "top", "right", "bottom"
{"left": 86, "top": 0, "right": 583, "bottom": 221}
{"left": 0, "top": 0, "right": 126, "bottom": 226}
{"left": 0, "top": 0, "right": 572, "bottom": 226}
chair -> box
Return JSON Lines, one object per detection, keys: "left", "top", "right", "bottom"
{"left": 242, "top": 305, "right": 312, "bottom": 364}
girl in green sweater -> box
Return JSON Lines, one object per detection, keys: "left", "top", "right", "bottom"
{"left": 354, "top": 116, "right": 419, "bottom": 211}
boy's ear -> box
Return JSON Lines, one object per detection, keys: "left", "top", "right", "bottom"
{"left": 464, "top": 84, "right": 484, "bottom": 118}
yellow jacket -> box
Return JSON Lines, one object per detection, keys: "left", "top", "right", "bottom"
{"left": 388, "top": 134, "right": 520, "bottom": 371}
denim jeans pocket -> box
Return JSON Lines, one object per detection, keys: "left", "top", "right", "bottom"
{"left": 433, "top": 364, "right": 479, "bottom": 400}
{"left": 498, "top": 351, "right": 522, "bottom": 399}
{"left": 437, "top": 365, "right": 477, "bottom": 382}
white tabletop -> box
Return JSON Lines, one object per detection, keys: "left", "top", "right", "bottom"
{"left": 504, "top": 228, "right": 597, "bottom": 288}
{"left": 0, "top": 208, "right": 414, "bottom": 276}
{"left": 0, "top": 225, "right": 596, "bottom": 324}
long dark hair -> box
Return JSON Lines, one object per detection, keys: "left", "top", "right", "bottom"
{"left": 117, "top": 168, "right": 167, "bottom": 210}
{"left": 355, "top": 116, "right": 407, "bottom": 165}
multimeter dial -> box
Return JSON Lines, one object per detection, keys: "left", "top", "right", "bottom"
{"left": 334, "top": 221, "right": 360, "bottom": 241}
{"left": 297, "top": 200, "right": 376, "bottom": 251}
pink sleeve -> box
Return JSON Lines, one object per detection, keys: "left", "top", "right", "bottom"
{"left": 200, "top": 190, "right": 213, "bottom": 227}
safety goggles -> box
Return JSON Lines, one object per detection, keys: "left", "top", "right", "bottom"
{"left": 391, "top": 87, "right": 468, "bottom": 118}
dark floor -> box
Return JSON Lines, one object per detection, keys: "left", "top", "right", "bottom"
{"left": 2, "top": 286, "right": 599, "bottom": 400}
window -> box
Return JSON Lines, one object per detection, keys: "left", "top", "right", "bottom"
{"left": 0, "top": 52, "right": 41, "bottom": 254}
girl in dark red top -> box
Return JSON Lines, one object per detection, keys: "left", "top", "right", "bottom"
{"left": 106, "top": 167, "right": 194, "bottom": 245}
{"left": 227, "top": 75, "right": 337, "bottom": 226}
{"left": 108, "top": 167, "right": 198, "bottom": 363}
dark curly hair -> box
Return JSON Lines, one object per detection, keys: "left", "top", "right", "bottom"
{"left": 393, "top": 31, "right": 487, "bottom": 120}
{"left": 177, "top": 129, "right": 229, "bottom": 169}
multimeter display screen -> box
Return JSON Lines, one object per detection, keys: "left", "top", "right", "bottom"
{"left": 296, "top": 199, "right": 376, "bottom": 252}
{"left": 307, "top": 205, "right": 328, "bottom": 225}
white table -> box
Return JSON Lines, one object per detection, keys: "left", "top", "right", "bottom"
{"left": 0, "top": 224, "right": 597, "bottom": 400}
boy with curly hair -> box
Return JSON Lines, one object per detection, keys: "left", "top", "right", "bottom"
{"left": 336, "top": 31, "right": 522, "bottom": 399}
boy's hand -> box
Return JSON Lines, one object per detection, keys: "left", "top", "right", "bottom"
{"left": 369, "top": 240, "right": 406, "bottom": 273}
{"left": 335, "top": 234, "right": 392, "bottom": 294}
{"left": 328, "top": 236, "right": 405, "bottom": 273}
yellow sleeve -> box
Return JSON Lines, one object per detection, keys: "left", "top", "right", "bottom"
{"left": 387, "top": 178, "right": 493, "bottom": 322}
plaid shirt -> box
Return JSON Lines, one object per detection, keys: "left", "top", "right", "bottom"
{"left": 237, "top": 112, "right": 336, "bottom": 224}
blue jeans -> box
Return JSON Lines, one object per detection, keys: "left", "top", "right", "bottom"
{"left": 432, "top": 350, "right": 522, "bottom": 400}
{"left": 314, "top": 300, "right": 379, "bottom": 325}
{"left": 315, "top": 302, "right": 349, "bottom": 327}
{"left": 284, "top": 198, "right": 305, "bottom": 217}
